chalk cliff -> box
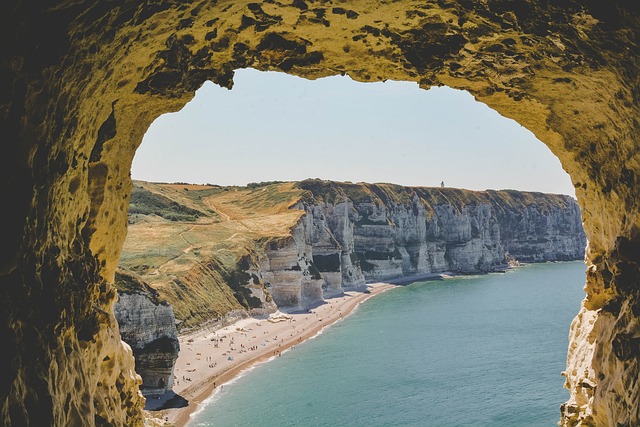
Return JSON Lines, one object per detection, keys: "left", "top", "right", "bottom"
{"left": 113, "top": 270, "right": 179, "bottom": 397}
{"left": 250, "top": 180, "right": 585, "bottom": 309}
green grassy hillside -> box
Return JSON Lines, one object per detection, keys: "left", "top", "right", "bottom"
{"left": 119, "top": 181, "right": 304, "bottom": 329}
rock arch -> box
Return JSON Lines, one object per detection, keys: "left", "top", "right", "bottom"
{"left": 1, "top": 1, "right": 638, "bottom": 425}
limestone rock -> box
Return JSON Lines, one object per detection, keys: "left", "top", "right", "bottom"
{"left": 113, "top": 271, "right": 179, "bottom": 397}
{"left": 258, "top": 181, "right": 586, "bottom": 309}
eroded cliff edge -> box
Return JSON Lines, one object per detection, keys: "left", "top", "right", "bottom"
{"left": 120, "top": 180, "right": 585, "bottom": 320}
{"left": 254, "top": 180, "right": 585, "bottom": 309}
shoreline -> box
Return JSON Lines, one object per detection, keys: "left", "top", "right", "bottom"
{"left": 147, "top": 268, "right": 520, "bottom": 426}
{"left": 145, "top": 262, "right": 566, "bottom": 425}
{"left": 151, "top": 282, "right": 398, "bottom": 426}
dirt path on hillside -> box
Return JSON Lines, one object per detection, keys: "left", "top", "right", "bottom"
{"left": 203, "top": 197, "right": 232, "bottom": 222}
{"left": 179, "top": 227, "right": 195, "bottom": 253}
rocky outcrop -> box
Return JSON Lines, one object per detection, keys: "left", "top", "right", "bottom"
{"left": 254, "top": 181, "right": 585, "bottom": 309}
{"left": 1, "top": 1, "right": 639, "bottom": 426}
{"left": 257, "top": 224, "right": 326, "bottom": 310}
{"left": 113, "top": 271, "right": 179, "bottom": 397}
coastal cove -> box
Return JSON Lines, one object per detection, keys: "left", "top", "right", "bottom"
{"left": 153, "top": 282, "right": 397, "bottom": 425}
{"left": 116, "top": 180, "right": 588, "bottom": 426}
{"left": 187, "top": 261, "right": 586, "bottom": 427}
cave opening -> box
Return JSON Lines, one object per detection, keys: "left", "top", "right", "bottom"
{"left": 3, "top": 2, "right": 638, "bottom": 426}
{"left": 132, "top": 67, "right": 575, "bottom": 196}
{"left": 120, "top": 67, "right": 586, "bottom": 424}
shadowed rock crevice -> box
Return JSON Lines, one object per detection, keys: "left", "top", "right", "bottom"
{"left": 1, "top": 1, "right": 639, "bottom": 426}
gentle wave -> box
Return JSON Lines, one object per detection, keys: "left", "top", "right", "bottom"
{"left": 191, "top": 262, "right": 586, "bottom": 427}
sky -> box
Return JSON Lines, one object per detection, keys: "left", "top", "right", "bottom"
{"left": 133, "top": 68, "right": 575, "bottom": 196}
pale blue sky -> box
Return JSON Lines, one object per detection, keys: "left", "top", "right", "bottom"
{"left": 133, "top": 68, "right": 575, "bottom": 196}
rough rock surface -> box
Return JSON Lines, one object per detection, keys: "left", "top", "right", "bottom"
{"left": 113, "top": 271, "right": 179, "bottom": 397}
{"left": 1, "top": 1, "right": 639, "bottom": 426}
{"left": 255, "top": 181, "right": 585, "bottom": 309}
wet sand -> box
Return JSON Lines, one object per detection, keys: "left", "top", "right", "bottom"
{"left": 151, "top": 283, "right": 397, "bottom": 426}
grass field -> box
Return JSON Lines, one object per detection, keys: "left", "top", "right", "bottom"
{"left": 118, "top": 181, "right": 305, "bottom": 329}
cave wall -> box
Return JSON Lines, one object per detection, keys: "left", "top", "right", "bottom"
{"left": 1, "top": 0, "right": 639, "bottom": 425}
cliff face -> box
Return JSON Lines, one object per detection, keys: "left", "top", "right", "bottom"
{"left": 253, "top": 181, "right": 586, "bottom": 309}
{"left": 113, "top": 271, "right": 179, "bottom": 397}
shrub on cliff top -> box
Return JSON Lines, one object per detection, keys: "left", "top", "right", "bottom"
{"left": 129, "top": 186, "right": 204, "bottom": 221}
{"left": 114, "top": 268, "right": 166, "bottom": 306}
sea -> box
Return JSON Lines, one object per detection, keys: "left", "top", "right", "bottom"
{"left": 189, "top": 261, "right": 586, "bottom": 427}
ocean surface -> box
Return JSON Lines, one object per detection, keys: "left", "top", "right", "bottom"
{"left": 189, "top": 261, "right": 586, "bottom": 427}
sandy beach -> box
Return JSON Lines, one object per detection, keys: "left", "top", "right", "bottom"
{"left": 148, "top": 283, "right": 397, "bottom": 426}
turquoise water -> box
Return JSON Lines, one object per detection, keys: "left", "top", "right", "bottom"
{"left": 190, "top": 262, "right": 586, "bottom": 427}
